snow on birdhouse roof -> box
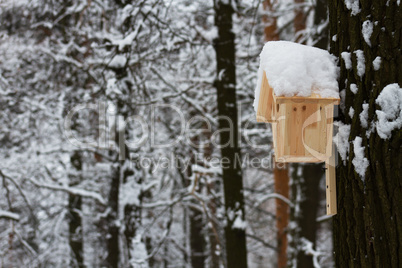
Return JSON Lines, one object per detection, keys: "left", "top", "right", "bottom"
{"left": 254, "top": 41, "right": 340, "bottom": 112}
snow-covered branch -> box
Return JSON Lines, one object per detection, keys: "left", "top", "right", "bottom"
{"left": 0, "top": 210, "right": 20, "bottom": 221}
{"left": 27, "top": 177, "right": 106, "bottom": 205}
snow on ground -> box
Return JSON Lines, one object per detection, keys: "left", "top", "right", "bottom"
{"left": 254, "top": 41, "right": 339, "bottom": 111}
{"left": 375, "top": 83, "right": 402, "bottom": 139}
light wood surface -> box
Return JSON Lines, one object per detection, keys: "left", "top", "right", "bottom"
{"left": 325, "top": 145, "right": 337, "bottom": 215}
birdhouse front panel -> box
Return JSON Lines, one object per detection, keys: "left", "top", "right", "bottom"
{"left": 272, "top": 98, "right": 336, "bottom": 163}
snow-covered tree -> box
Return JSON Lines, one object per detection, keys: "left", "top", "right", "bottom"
{"left": 329, "top": 0, "right": 402, "bottom": 267}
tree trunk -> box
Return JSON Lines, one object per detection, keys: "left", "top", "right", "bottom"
{"left": 329, "top": 1, "right": 402, "bottom": 267}
{"left": 263, "top": 0, "right": 279, "bottom": 41}
{"left": 290, "top": 164, "right": 322, "bottom": 268}
{"left": 123, "top": 165, "right": 140, "bottom": 263}
{"left": 273, "top": 162, "right": 289, "bottom": 268}
{"left": 105, "top": 163, "right": 120, "bottom": 268}
{"left": 190, "top": 203, "right": 206, "bottom": 268}
{"left": 313, "top": 0, "right": 329, "bottom": 50}
{"left": 207, "top": 190, "right": 220, "bottom": 268}
{"left": 188, "top": 157, "right": 207, "bottom": 268}
{"left": 69, "top": 151, "right": 85, "bottom": 268}
{"left": 213, "top": 1, "right": 248, "bottom": 267}
{"left": 294, "top": 0, "right": 306, "bottom": 43}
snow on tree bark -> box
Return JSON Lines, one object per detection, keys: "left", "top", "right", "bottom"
{"left": 329, "top": 0, "right": 402, "bottom": 267}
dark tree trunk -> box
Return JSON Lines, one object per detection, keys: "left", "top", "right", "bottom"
{"left": 290, "top": 164, "right": 322, "bottom": 268}
{"left": 294, "top": 0, "right": 307, "bottom": 43}
{"left": 207, "top": 192, "right": 220, "bottom": 268}
{"left": 329, "top": 1, "right": 402, "bottom": 267}
{"left": 188, "top": 169, "right": 207, "bottom": 268}
{"left": 190, "top": 204, "right": 206, "bottom": 268}
{"left": 105, "top": 163, "right": 120, "bottom": 268}
{"left": 69, "top": 151, "right": 85, "bottom": 268}
{"left": 213, "top": 1, "right": 248, "bottom": 267}
{"left": 313, "top": 0, "right": 329, "bottom": 50}
{"left": 123, "top": 172, "right": 139, "bottom": 261}
{"left": 122, "top": 147, "right": 143, "bottom": 264}
{"left": 184, "top": 145, "right": 207, "bottom": 268}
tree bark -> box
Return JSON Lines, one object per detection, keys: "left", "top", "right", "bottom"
{"left": 188, "top": 155, "right": 207, "bottom": 268}
{"left": 105, "top": 163, "right": 120, "bottom": 268}
{"left": 123, "top": 164, "right": 140, "bottom": 263}
{"left": 313, "top": 0, "right": 329, "bottom": 50}
{"left": 207, "top": 189, "right": 220, "bottom": 268}
{"left": 290, "top": 164, "right": 322, "bottom": 268}
{"left": 263, "top": 0, "right": 279, "bottom": 41}
{"left": 294, "top": 0, "right": 306, "bottom": 43}
{"left": 273, "top": 162, "right": 289, "bottom": 268}
{"left": 69, "top": 151, "right": 85, "bottom": 268}
{"left": 213, "top": 1, "right": 248, "bottom": 267}
{"left": 329, "top": 1, "right": 402, "bottom": 267}
{"left": 190, "top": 202, "right": 206, "bottom": 268}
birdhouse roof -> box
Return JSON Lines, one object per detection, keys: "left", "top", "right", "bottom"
{"left": 254, "top": 41, "right": 340, "bottom": 112}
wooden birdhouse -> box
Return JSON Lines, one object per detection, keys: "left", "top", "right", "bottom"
{"left": 254, "top": 41, "right": 341, "bottom": 215}
{"left": 256, "top": 71, "right": 340, "bottom": 163}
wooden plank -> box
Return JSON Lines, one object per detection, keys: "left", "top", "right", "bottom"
{"left": 284, "top": 103, "right": 292, "bottom": 157}
{"left": 275, "top": 103, "right": 287, "bottom": 160}
{"left": 325, "top": 145, "right": 337, "bottom": 215}
{"left": 325, "top": 104, "right": 335, "bottom": 158}
{"left": 302, "top": 103, "right": 327, "bottom": 162}
{"left": 318, "top": 104, "right": 327, "bottom": 155}
{"left": 256, "top": 71, "right": 276, "bottom": 122}
{"left": 302, "top": 103, "right": 319, "bottom": 158}
{"left": 274, "top": 94, "right": 340, "bottom": 105}
{"left": 272, "top": 121, "right": 278, "bottom": 156}
{"left": 276, "top": 155, "right": 324, "bottom": 163}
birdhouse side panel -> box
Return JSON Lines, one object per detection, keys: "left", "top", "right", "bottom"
{"left": 256, "top": 71, "right": 275, "bottom": 122}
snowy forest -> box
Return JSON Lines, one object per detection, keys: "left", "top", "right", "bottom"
{"left": 0, "top": 0, "right": 401, "bottom": 268}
